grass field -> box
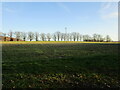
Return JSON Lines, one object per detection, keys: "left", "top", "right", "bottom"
{"left": 2, "top": 41, "right": 120, "bottom": 88}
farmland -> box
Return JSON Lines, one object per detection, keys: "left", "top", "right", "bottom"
{"left": 2, "top": 41, "right": 120, "bottom": 88}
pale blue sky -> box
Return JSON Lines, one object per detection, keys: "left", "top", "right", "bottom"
{"left": 2, "top": 2, "right": 118, "bottom": 40}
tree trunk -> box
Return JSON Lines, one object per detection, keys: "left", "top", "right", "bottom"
{"left": 24, "top": 38, "right": 25, "bottom": 41}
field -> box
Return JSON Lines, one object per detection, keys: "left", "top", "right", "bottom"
{"left": 2, "top": 41, "right": 120, "bottom": 88}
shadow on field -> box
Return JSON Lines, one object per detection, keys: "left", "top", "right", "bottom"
{"left": 2, "top": 43, "right": 120, "bottom": 88}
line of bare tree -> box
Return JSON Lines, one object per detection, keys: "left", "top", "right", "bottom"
{"left": 1, "top": 31, "right": 112, "bottom": 42}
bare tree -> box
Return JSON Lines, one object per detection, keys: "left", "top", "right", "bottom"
{"left": 46, "top": 33, "right": 51, "bottom": 41}
{"left": 66, "top": 33, "right": 70, "bottom": 41}
{"left": 83, "top": 35, "right": 90, "bottom": 41}
{"left": 55, "top": 31, "right": 61, "bottom": 41}
{"left": 8, "top": 31, "right": 14, "bottom": 41}
{"left": 28, "top": 32, "right": 34, "bottom": 41}
{"left": 21, "top": 32, "right": 27, "bottom": 41}
{"left": 92, "top": 34, "right": 105, "bottom": 42}
{"left": 3, "top": 33, "right": 7, "bottom": 41}
{"left": 60, "top": 33, "right": 64, "bottom": 41}
{"left": 101, "top": 37, "right": 105, "bottom": 42}
{"left": 105, "top": 35, "right": 112, "bottom": 42}
{"left": 53, "top": 33, "right": 57, "bottom": 41}
{"left": 40, "top": 33, "right": 46, "bottom": 41}
{"left": 97, "top": 34, "right": 103, "bottom": 42}
{"left": 35, "top": 32, "right": 39, "bottom": 41}
{"left": 4, "top": 31, "right": 112, "bottom": 42}
{"left": 14, "top": 31, "right": 22, "bottom": 41}
{"left": 63, "top": 33, "right": 67, "bottom": 41}
{"left": 93, "top": 34, "right": 98, "bottom": 42}
{"left": 69, "top": 33, "right": 72, "bottom": 41}
{"left": 88, "top": 35, "right": 92, "bottom": 41}
{"left": 79, "top": 34, "right": 82, "bottom": 41}
{"left": 76, "top": 32, "right": 80, "bottom": 41}
{"left": 72, "top": 32, "right": 77, "bottom": 41}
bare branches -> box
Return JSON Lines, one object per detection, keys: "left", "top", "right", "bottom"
{"left": 46, "top": 33, "right": 51, "bottom": 41}
{"left": 53, "top": 33, "right": 57, "bottom": 41}
{"left": 14, "top": 31, "right": 22, "bottom": 41}
{"left": 1, "top": 31, "right": 113, "bottom": 42}
{"left": 72, "top": 32, "right": 77, "bottom": 41}
{"left": 21, "top": 32, "right": 27, "bottom": 41}
{"left": 40, "top": 33, "right": 46, "bottom": 41}
{"left": 8, "top": 31, "right": 14, "bottom": 41}
{"left": 55, "top": 31, "right": 61, "bottom": 41}
{"left": 35, "top": 32, "right": 39, "bottom": 41}
{"left": 106, "top": 35, "right": 112, "bottom": 42}
{"left": 28, "top": 32, "right": 34, "bottom": 41}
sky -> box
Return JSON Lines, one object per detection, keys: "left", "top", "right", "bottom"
{"left": 1, "top": 2, "right": 118, "bottom": 41}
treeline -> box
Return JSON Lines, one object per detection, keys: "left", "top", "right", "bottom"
{"left": 1, "top": 31, "right": 112, "bottom": 42}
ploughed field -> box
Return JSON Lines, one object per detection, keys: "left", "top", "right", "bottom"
{"left": 2, "top": 42, "right": 120, "bottom": 88}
